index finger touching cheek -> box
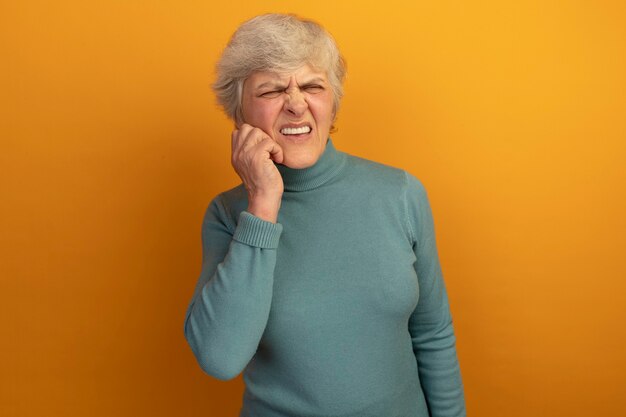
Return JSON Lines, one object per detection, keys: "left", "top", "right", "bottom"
{"left": 231, "top": 129, "right": 239, "bottom": 151}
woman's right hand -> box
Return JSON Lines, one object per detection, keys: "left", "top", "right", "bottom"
{"left": 231, "top": 124, "right": 284, "bottom": 223}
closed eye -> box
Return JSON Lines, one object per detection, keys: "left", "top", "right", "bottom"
{"left": 302, "top": 84, "right": 324, "bottom": 93}
{"left": 259, "top": 90, "right": 283, "bottom": 98}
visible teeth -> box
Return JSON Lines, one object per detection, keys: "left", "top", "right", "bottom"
{"left": 281, "top": 126, "right": 311, "bottom": 135}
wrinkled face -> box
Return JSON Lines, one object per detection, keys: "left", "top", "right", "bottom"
{"left": 241, "top": 64, "right": 335, "bottom": 169}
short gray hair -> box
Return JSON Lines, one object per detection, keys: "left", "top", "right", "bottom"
{"left": 213, "top": 13, "right": 347, "bottom": 126}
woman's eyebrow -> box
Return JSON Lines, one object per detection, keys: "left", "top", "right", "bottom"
{"left": 255, "top": 77, "right": 327, "bottom": 91}
{"left": 299, "top": 77, "right": 326, "bottom": 85}
{"left": 256, "top": 81, "right": 287, "bottom": 90}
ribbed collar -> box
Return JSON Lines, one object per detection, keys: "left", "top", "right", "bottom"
{"left": 276, "top": 138, "right": 346, "bottom": 192}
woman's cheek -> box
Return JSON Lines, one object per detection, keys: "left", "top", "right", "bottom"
{"left": 249, "top": 101, "right": 277, "bottom": 130}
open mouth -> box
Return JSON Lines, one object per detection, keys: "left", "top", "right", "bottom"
{"left": 280, "top": 125, "right": 312, "bottom": 136}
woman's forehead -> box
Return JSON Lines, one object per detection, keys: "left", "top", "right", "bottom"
{"left": 248, "top": 65, "right": 328, "bottom": 85}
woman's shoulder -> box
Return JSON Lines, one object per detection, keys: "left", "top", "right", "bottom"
{"left": 342, "top": 152, "right": 424, "bottom": 192}
{"left": 202, "top": 184, "right": 248, "bottom": 230}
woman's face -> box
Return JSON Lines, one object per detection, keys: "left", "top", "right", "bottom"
{"left": 241, "top": 64, "right": 335, "bottom": 169}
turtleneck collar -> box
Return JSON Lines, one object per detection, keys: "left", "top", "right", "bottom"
{"left": 276, "top": 138, "right": 346, "bottom": 192}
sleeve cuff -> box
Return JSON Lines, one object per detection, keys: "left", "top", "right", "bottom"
{"left": 232, "top": 211, "right": 283, "bottom": 249}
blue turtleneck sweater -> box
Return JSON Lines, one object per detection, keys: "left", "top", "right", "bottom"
{"left": 184, "top": 140, "right": 465, "bottom": 417}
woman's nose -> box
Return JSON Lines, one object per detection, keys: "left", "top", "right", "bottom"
{"left": 283, "top": 88, "right": 307, "bottom": 116}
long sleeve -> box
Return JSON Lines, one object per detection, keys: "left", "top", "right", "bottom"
{"left": 405, "top": 173, "right": 466, "bottom": 417}
{"left": 183, "top": 195, "right": 282, "bottom": 380}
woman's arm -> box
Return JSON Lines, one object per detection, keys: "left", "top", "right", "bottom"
{"left": 183, "top": 195, "right": 282, "bottom": 381}
{"left": 405, "top": 172, "right": 466, "bottom": 417}
{"left": 184, "top": 124, "right": 285, "bottom": 380}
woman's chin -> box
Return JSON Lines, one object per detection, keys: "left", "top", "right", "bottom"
{"left": 280, "top": 153, "right": 319, "bottom": 169}
{"left": 275, "top": 136, "right": 326, "bottom": 169}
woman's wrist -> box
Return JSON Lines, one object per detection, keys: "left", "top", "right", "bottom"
{"left": 247, "top": 195, "right": 281, "bottom": 223}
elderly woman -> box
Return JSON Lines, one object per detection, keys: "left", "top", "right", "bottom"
{"left": 184, "top": 13, "right": 465, "bottom": 417}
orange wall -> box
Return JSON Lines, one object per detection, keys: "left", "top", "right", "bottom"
{"left": 2, "top": 1, "right": 625, "bottom": 416}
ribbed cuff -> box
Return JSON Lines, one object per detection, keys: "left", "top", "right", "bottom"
{"left": 232, "top": 211, "right": 283, "bottom": 249}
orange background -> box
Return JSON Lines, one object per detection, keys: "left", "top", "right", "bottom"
{"left": 2, "top": 1, "right": 625, "bottom": 416}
